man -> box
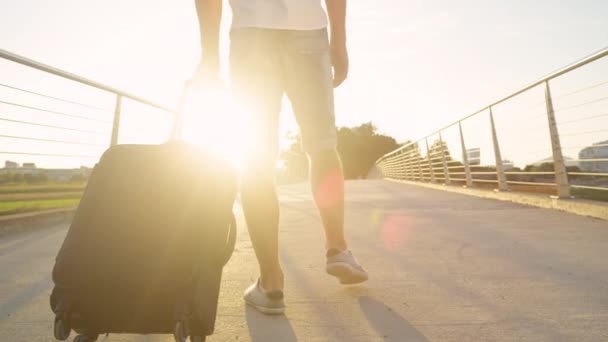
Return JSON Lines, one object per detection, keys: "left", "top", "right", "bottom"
{"left": 193, "top": 0, "right": 368, "bottom": 315}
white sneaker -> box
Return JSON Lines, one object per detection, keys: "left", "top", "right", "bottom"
{"left": 243, "top": 279, "right": 285, "bottom": 315}
{"left": 326, "top": 249, "right": 369, "bottom": 284}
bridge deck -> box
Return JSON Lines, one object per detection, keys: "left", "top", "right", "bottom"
{"left": 1, "top": 180, "right": 607, "bottom": 341}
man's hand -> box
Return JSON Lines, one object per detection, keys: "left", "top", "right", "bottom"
{"left": 326, "top": 0, "right": 348, "bottom": 87}
{"left": 330, "top": 41, "right": 349, "bottom": 88}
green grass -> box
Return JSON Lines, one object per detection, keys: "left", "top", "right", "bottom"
{"left": 572, "top": 188, "right": 608, "bottom": 202}
{"left": 0, "top": 198, "right": 81, "bottom": 216}
{"left": 0, "top": 182, "right": 86, "bottom": 194}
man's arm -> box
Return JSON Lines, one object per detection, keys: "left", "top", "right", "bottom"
{"left": 325, "top": 0, "right": 348, "bottom": 87}
{"left": 194, "top": 0, "right": 223, "bottom": 79}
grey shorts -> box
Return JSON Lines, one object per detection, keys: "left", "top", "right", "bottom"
{"left": 229, "top": 28, "right": 337, "bottom": 157}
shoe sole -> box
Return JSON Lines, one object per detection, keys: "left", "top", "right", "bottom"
{"left": 326, "top": 262, "right": 369, "bottom": 284}
{"left": 244, "top": 297, "right": 285, "bottom": 315}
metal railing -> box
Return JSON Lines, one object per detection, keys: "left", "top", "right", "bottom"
{"left": 0, "top": 49, "right": 176, "bottom": 167}
{"left": 376, "top": 47, "right": 608, "bottom": 200}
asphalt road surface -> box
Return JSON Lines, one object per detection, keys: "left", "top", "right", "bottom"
{"left": 1, "top": 181, "right": 607, "bottom": 341}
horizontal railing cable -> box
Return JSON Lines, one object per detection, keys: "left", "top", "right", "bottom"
{"left": 0, "top": 100, "right": 111, "bottom": 123}
{"left": 0, "top": 83, "right": 109, "bottom": 111}
{"left": 0, "top": 134, "right": 106, "bottom": 147}
{"left": 0, "top": 49, "right": 174, "bottom": 113}
{"left": 568, "top": 172, "right": 608, "bottom": 177}
{"left": 553, "top": 96, "right": 608, "bottom": 113}
{"left": 558, "top": 113, "right": 608, "bottom": 125}
{"left": 562, "top": 143, "right": 608, "bottom": 150}
{"left": 378, "top": 47, "right": 608, "bottom": 161}
{"left": 560, "top": 129, "right": 608, "bottom": 137}
{"left": 0, "top": 151, "right": 99, "bottom": 158}
{"left": 0, "top": 117, "right": 107, "bottom": 135}
{"left": 552, "top": 79, "right": 608, "bottom": 101}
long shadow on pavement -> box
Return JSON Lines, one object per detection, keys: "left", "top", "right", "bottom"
{"left": 245, "top": 305, "right": 298, "bottom": 342}
{"left": 359, "top": 296, "right": 428, "bottom": 342}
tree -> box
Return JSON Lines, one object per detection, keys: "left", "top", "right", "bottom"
{"left": 279, "top": 122, "right": 401, "bottom": 180}
{"left": 277, "top": 132, "right": 309, "bottom": 183}
{"left": 336, "top": 123, "right": 401, "bottom": 179}
{"left": 427, "top": 139, "right": 452, "bottom": 162}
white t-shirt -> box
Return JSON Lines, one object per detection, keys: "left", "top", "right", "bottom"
{"left": 229, "top": 0, "right": 328, "bottom": 30}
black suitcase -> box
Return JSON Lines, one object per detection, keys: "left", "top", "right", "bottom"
{"left": 50, "top": 142, "right": 237, "bottom": 342}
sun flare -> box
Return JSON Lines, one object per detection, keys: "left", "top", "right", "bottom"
{"left": 179, "top": 86, "right": 257, "bottom": 168}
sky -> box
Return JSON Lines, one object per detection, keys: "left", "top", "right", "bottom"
{"left": 1, "top": 0, "right": 608, "bottom": 168}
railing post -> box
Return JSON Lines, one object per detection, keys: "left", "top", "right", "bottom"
{"left": 398, "top": 151, "right": 405, "bottom": 180}
{"left": 489, "top": 106, "right": 508, "bottom": 191}
{"left": 110, "top": 94, "right": 122, "bottom": 147}
{"left": 404, "top": 151, "right": 410, "bottom": 180}
{"left": 391, "top": 152, "right": 399, "bottom": 180}
{"left": 459, "top": 121, "right": 473, "bottom": 187}
{"left": 417, "top": 144, "right": 423, "bottom": 181}
{"left": 425, "top": 138, "right": 435, "bottom": 183}
{"left": 407, "top": 150, "right": 416, "bottom": 181}
{"left": 378, "top": 160, "right": 385, "bottom": 179}
{"left": 439, "top": 131, "right": 451, "bottom": 185}
{"left": 544, "top": 81, "right": 571, "bottom": 198}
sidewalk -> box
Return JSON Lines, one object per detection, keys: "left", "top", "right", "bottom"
{"left": 209, "top": 180, "right": 608, "bottom": 341}
{"left": 0, "top": 180, "right": 607, "bottom": 341}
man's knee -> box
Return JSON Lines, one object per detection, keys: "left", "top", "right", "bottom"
{"left": 307, "top": 148, "right": 341, "bottom": 168}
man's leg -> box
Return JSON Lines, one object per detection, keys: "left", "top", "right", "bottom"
{"left": 309, "top": 149, "right": 366, "bottom": 284}
{"left": 230, "top": 28, "right": 285, "bottom": 294}
{"left": 240, "top": 158, "right": 284, "bottom": 291}
{"left": 308, "top": 149, "right": 347, "bottom": 252}
{"left": 284, "top": 29, "right": 367, "bottom": 284}
{"left": 284, "top": 29, "right": 348, "bottom": 252}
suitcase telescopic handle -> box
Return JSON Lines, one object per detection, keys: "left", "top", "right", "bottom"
{"left": 170, "top": 80, "right": 191, "bottom": 141}
{"left": 222, "top": 214, "right": 237, "bottom": 266}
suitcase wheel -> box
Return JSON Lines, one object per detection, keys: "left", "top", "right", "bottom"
{"left": 173, "top": 320, "right": 205, "bottom": 342}
{"left": 73, "top": 334, "right": 98, "bottom": 342}
{"left": 174, "top": 321, "right": 188, "bottom": 342}
{"left": 53, "top": 315, "right": 71, "bottom": 341}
